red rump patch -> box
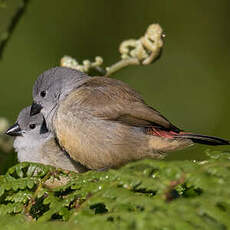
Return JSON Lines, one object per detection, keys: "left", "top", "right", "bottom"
{"left": 145, "top": 127, "right": 188, "bottom": 139}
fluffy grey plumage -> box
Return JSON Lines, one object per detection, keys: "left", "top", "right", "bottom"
{"left": 8, "top": 106, "right": 87, "bottom": 172}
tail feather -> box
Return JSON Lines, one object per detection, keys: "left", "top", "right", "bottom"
{"left": 145, "top": 127, "right": 230, "bottom": 146}
{"left": 175, "top": 133, "right": 230, "bottom": 146}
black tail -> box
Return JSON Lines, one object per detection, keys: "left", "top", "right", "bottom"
{"left": 175, "top": 133, "right": 230, "bottom": 146}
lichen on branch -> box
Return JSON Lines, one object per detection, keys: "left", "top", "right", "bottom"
{"left": 60, "top": 56, "right": 105, "bottom": 75}
{"left": 60, "top": 23, "right": 164, "bottom": 77}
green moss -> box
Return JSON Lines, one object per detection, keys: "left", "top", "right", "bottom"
{"left": 0, "top": 150, "right": 230, "bottom": 229}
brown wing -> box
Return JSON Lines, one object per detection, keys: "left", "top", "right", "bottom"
{"left": 68, "top": 77, "right": 180, "bottom": 132}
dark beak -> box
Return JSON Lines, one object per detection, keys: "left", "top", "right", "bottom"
{"left": 30, "top": 102, "right": 43, "bottom": 116}
{"left": 40, "top": 119, "right": 49, "bottom": 134}
{"left": 5, "top": 122, "right": 22, "bottom": 136}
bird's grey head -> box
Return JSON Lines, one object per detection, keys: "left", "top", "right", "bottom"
{"left": 5, "top": 106, "right": 49, "bottom": 138}
{"left": 30, "top": 67, "right": 89, "bottom": 121}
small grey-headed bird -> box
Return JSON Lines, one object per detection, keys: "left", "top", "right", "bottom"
{"left": 30, "top": 67, "right": 230, "bottom": 170}
{"left": 5, "top": 106, "right": 88, "bottom": 173}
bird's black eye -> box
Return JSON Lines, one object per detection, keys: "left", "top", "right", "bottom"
{"left": 29, "top": 124, "right": 36, "bottom": 129}
{"left": 40, "top": 91, "right": 46, "bottom": 98}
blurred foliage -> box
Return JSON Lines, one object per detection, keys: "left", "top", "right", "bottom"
{"left": 0, "top": 0, "right": 30, "bottom": 58}
{"left": 1, "top": 1, "right": 230, "bottom": 169}
{"left": 0, "top": 117, "right": 16, "bottom": 174}
{"left": 0, "top": 150, "right": 230, "bottom": 229}
{"left": 0, "top": 0, "right": 30, "bottom": 173}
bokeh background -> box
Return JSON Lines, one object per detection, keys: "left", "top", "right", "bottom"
{"left": 1, "top": 0, "right": 230, "bottom": 173}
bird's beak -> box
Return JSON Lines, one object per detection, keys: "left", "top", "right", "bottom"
{"left": 5, "top": 122, "right": 22, "bottom": 136}
{"left": 30, "top": 101, "right": 43, "bottom": 116}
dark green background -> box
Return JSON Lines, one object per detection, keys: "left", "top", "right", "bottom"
{"left": 1, "top": 0, "right": 230, "bottom": 172}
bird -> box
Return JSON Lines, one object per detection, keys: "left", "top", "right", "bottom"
{"left": 5, "top": 106, "right": 88, "bottom": 173}
{"left": 30, "top": 66, "right": 230, "bottom": 170}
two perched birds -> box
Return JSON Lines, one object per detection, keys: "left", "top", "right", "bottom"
{"left": 6, "top": 67, "right": 230, "bottom": 172}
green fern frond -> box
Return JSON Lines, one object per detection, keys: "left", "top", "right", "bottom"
{"left": 0, "top": 150, "right": 230, "bottom": 229}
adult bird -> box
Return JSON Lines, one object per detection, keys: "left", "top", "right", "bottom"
{"left": 30, "top": 67, "right": 230, "bottom": 169}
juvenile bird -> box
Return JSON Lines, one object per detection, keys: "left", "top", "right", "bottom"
{"left": 5, "top": 106, "right": 88, "bottom": 173}
{"left": 30, "top": 67, "right": 230, "bottom": 170}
